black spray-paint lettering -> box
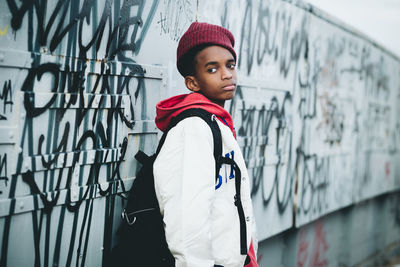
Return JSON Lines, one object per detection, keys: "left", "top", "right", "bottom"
{"left": 232, "top": 87, "right": 294, "bottom": 214}
{"left": 296, "top": 153, "right": 330, "bottom": 215}
{"left": 0, "top": 154, "right": 7, "bottom": 194}
{"left": 238, "top": 0, "right": 307, "bottom": 76}
{"left": 7, "top": 0, "right": 157, "bottom": 60}
{"left": 21, "top": 63, "right": 59, "bottom": 118}
{"left": 2, "top": 0, "right": 159, "bottom": 266}
{"left": 0, "top": 80, "right": 13, "bottom": 120}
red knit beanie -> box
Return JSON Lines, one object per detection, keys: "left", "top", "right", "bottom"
{"left": 176, "top": 22, "right": 236, "bottom": 76}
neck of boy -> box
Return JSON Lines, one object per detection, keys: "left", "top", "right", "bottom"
{"left": 214, "top": 100, "right": 225, "bottom": 108}
{"left": 200, "top": 93, "right": 225, "bottom": 108}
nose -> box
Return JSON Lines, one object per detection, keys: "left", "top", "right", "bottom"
{"left": 221, "top": 66, "right": 233, "bottom": 80}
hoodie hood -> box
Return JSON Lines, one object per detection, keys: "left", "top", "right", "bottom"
{"left": 155, "top": 92, "right": 236, "bottom": 137}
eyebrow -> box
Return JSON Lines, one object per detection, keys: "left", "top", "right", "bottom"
{"left": 204, "top": 59, "right": 236, "bottom": 68}
{"left": 204, "top": 61, "right": 218, "bottom": 68}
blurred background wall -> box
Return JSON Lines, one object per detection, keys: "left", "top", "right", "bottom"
{"left": 0, "top": 0, "right": 399, "bottom": 266}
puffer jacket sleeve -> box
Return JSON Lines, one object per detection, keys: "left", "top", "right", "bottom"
{"left": 153, "top": 117, "right": 216, "bottom": 267}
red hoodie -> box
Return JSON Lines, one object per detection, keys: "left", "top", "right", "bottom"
{"left": 155, "top": 92, "right": 236, "bottom": 138}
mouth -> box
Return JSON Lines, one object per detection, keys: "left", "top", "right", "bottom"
{"left": 222, "top": 84, "right": 236, "bottom": 91}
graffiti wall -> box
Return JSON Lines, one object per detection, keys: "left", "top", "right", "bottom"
{"left": 256, "top": 192, "right": 400, "bottom": 267}
{"left": 203, "top": 0, "right": 400, "bottom": 236}
{"left": 0, "top": 0, "right": 399, "bottom": 266}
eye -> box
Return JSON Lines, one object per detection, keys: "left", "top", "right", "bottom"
{"left": 227, "top": 63, "right": 236, "bottom": 70}
{"left": 207, "top": 68, "right": 217, "bottom": 73}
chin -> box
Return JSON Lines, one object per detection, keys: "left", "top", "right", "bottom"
{"left": 225, "top": 91, "right": 236, "bottom": 100}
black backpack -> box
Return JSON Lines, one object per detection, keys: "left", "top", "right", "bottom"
{"left": 108, "top": 108, "right": 247, "bottom": 267}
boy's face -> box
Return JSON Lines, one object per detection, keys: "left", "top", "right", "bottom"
{"left": 185, "top": 45, "right": 237, "bottom": 108}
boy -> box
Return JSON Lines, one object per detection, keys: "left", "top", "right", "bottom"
{"left": 153, "top": 22, "right": 258, "bottom": 267}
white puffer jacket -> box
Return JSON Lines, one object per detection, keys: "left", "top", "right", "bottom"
{"left": 153, "top": 116, "right": 257, "bottom": 267}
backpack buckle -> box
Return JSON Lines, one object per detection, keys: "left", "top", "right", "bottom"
{"left": 122, "top": 209, "right": 137, "bottom": 225}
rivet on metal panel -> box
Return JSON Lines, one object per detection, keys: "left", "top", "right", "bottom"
{"left": 9, "top": 131, "right": 14, "bottom": 139}
{"left": 160, "top": 71, "right": 164, "bottom": 76}
{"left": 18, "top": 147, "right": 22, "bottom": 154}
{"left": 0, "top": 53, "right": 4, "bottom": 62}
{"left": 19, "top": 201, "right": 24, "bottom": 209}
{"left": 20, "top": 113, "right": 25, "bottom": 119}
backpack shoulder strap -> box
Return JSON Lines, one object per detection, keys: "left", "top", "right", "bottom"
{"left": 155, "top": 108, "right": 222, "bottom": 180}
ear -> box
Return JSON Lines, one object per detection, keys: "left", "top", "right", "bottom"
{"left": 184, "top": 75, "right": 200, "bottom": 92}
